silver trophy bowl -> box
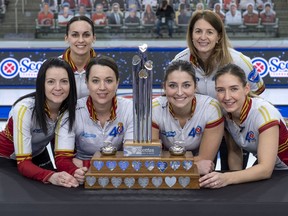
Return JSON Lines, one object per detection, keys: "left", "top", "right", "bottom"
{"left": 169, "top": 141, "right": 186, "bottom": 156}
{"left": 100, "top": 141, "right": 117, "bottom": 155}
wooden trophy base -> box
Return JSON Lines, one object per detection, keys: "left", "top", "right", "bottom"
{"left": 123, "top": 139, "right": 162, "bottom": 157}
{"left": 84, "top": 151, "right": 200, "bottom": 189}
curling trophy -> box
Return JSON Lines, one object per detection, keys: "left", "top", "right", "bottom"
{"left": 84, "top": 44, "right": 200, "bottom": 189}
{"left": 123, "top": 43, "right": 162, "bottom": 157}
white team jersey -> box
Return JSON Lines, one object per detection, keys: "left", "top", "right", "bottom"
{"left": 11, "top": 97, "right": 57, "bottom": 159}
{"left": 225, "top": 97, "right": 288, "bottom": 170}
{"left": 152, "top": 95, "right": 224, "bottom": 153}
{"left": 59, "top": 54, "right": 89, "bottom": 99}
{"left": 74, "top": 70, "right": 89, "bottom": 99}
{"left": 55, "top": 96, "right": 133, "bottom": 160}
{"left": 173, "top": 47, "right": 265, "bottom": 99}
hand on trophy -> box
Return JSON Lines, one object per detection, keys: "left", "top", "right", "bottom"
{"left": 74, "top": 167, "right": 88, "bottom": 185}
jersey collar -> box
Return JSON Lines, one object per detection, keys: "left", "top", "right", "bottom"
{"left": 228, "top": 96, "right": 252, "bottom": 124}
{"left": 168, "top": 96, "right": 196, "bottom": 119}
{"left": 62, "top": 48, "right": 97, "bottom": 72}
{"left": 189, "top": 54, "right": 199, "bottom": 67}
{"left": 86, "top": 96, "right": 117, "bottom": 122}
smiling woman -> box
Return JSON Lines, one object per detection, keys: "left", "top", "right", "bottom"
{"left": 0, "top": 57, "right": 82, "bottom": 188}
{"left": 60, "top": 15, "right": 98, "bottom": 99}
{"left": 54, "top": 55, "right": 133, "bottom": 180}
{"left": 199, "top": 63, "right": 288, "bottom": 189}
{"left": 152, "top": 60, "right": 224, "bottom": 175}
{"left": 45, "top": 67, "right": 71, "bottom": 120}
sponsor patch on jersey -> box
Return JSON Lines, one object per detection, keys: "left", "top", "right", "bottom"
{"left": 161, "top": 131, "right": 176, "bottom": 137}
{"left": 80, "top": 132, "right": 96, "bottom": 138}
{"left": 248, "top": 67, "right": 260, "bottom": 83}
{"left": 245, "top": 131, "right": 256, "bottom": 142}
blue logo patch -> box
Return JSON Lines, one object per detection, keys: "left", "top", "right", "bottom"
{"left": 161, "top": 131, "right": 176, "bottom": 137}
{"left": 245, "top": 131, "right": 256, "bottom": 142}
{"left": 248, "top": 67, "right": 260, "bottom": 83}
{"left": 109, "top": 123, "right": 125, "bottom": 137}
{"left": 80, "top": 132, "right": 97, "bottom": 138}
{"left": 188, "top": 126, "right": 202, "bottom": 137}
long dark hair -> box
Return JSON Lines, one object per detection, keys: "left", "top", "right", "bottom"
{"left": 13, "top": 58, "right": 77, "bottom": 134}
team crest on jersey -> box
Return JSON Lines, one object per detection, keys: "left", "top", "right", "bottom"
{"left": 117, "top": 122, "right": 124, "bottom": 134}
{"left": 248, "top": 67, "right": 260, "bottom": 83}
{"left": 188, "top": 126, "right": 202, "bottom": 137}
{"left": 109, "top": 123, "right": 125, "bottom": 137}
{"left": 245, "top": 131, "right": 256, "bottom": 142}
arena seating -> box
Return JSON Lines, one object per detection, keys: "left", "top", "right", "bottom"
{"left": 0, "top": 0, "right": 8, "bottom": 23}
{"left": 32, "top": 0, "right": 279, "bottom": 39}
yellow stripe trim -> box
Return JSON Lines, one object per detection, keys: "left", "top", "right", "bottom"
{"left": 258, "top": 106, "right": 272, "bottom": 123}
{"left": 152, "top": 100, "right": 160, "bottom": 108}
{"left": 209, "top": 100, "right": 222, "bottom": 118}
{"left": 240, "top": 53, "right": 253, "bottom": 71}
{"left": 54, "top": 113, "right": 64, "bottom": 150}
{"left": 278, "top": 139, "right": 288, "bottom": 153}
{"left": 17, "top": 106, "right": 27, "bottom": 154}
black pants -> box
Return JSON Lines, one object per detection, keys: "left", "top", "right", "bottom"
{"left": 1, "top": 148, "right": 56, "bottom": 171}
{"left": 32, "top": 148, "right": 56, "bottom": 171}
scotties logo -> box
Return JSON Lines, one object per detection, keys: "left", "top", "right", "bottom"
{"left": 252, "top": 57, "right": 269, "bottom": 77}
{"left": 252, "top": 57, "right": 288, "bottom": 78}
{"left": 0, "top": 58, "right": 19, "bottom": 79}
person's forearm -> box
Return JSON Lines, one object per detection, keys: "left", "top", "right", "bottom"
{"left": 17, "top": 159, "right": 55, "bottom": 183}
{"left": 223, "top": 164, "right": 273, "bottom": 185}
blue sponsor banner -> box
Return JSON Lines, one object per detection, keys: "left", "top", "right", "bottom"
{"left": 0, "top": 47, "right": 288, "bottom": 88}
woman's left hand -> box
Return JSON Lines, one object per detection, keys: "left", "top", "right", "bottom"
{"left": 48, "top": 171, "right": 79, "bottom": 188}
{"left": 199, "top": 172, "right": 228, "bottom": 189}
